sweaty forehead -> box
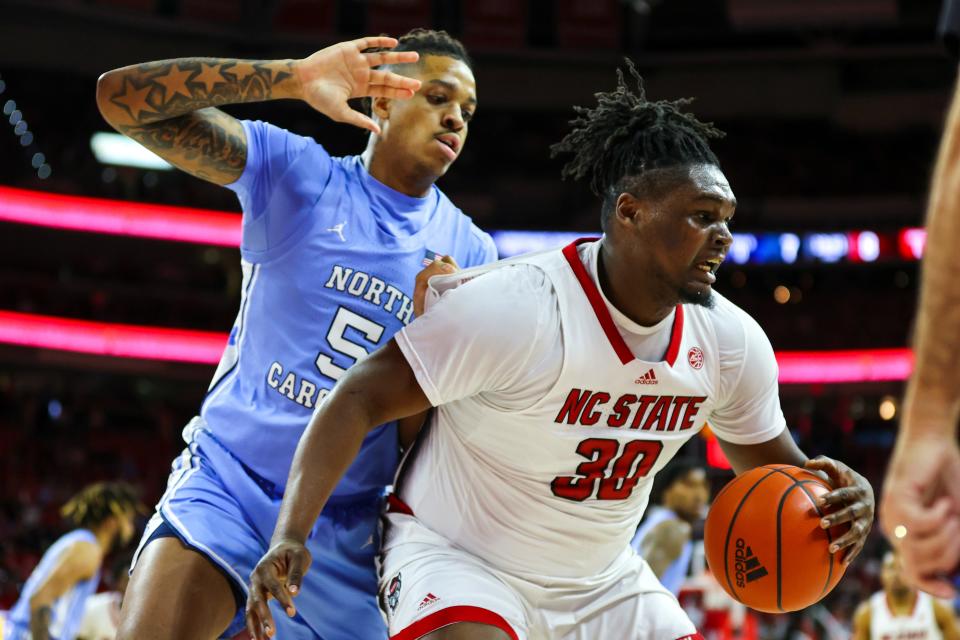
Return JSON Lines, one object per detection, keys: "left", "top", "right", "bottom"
{"left": 671, "top": 164, "right": 737, "bottom": 207}
{"left": 686, "top": 164, "right": 735, "bottom": 205}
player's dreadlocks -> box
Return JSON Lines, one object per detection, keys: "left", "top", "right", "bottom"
{"left": 60, "top": 482, "right": 145, "bottom": 530}
{"left": 551, "top": 60, "right": 725, "bottom": 224}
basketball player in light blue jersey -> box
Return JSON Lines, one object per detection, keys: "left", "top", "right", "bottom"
{"left": 4, "top": 483, "right": 142, "bottom": 640}
{"left": 631, "top": 460, "right": 710, "bottom": 595}
{"left": 96, "top": 30, "right": 495, "bottom": 640}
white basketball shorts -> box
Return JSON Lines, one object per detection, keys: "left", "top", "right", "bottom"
{"left": 378, "top": 505, "right": 702, "bottom": 640}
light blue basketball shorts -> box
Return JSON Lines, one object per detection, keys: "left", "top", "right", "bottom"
{"left": 132, "top": 422, "right": 387, "bottom": 639}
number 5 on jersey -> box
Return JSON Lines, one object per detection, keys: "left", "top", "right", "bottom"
{"left": 551, "top": 438, "right": 663, "bottom": 502}
{"left": 316, "top": 307, "right": 386, "bottom": 381}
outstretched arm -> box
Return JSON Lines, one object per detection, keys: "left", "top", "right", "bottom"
{"left": 904, "top": 75, "right": 960, "bottom": 430}
{"left": 246, "top": 339, "right": 430, "bottom": 639}
{"left": 276, "top": 340, "right": 428, "bottom": 542}
{"left": 880, "top": 76, "right": 960, "bottom": 597}
{"left": 95, "top": 37, "right": 421, "bottom": 185}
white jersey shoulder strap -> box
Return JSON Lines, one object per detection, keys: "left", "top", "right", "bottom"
{"left": 423, "top": 243, "right": 578, "bottom": 305}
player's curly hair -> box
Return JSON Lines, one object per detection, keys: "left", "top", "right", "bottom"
{"left": 391, "top": 28, "right": 472, "bottom": 69}
{"left": 61, "top": 482, "right": 146, "bottom": 529}
{"left": 551, "top": 59, "right": 724, "bottom": 221}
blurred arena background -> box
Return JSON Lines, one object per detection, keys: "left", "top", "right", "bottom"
{"left": 0, "top": 0, "right": 956, "bottom": 637}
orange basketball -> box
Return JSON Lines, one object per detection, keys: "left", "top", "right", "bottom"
{"left": 703, "top": 464, "right": 848, "bottom": 613}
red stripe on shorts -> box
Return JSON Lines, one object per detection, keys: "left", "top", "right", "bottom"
{"left": 387, "top": 494, "right": 414, "bottom": 515}
{"left": 676, "top": 634, "right": 706, "bottom": 640}
{"left": 390, "top": 605, "right": 519, "bottom": 640}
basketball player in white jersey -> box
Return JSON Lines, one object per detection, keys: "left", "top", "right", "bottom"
{"left": 853, "top": 550, "right": 959, "bottom": 640}
{"left": 245, "top": 62, "right": 876, "bottom": 640}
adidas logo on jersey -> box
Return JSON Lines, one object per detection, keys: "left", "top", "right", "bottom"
{"left": 417, "top": 593, "right": 440, "bottom": 612}
{"left": 734, "top": 538, "right": 768, "bottom": 587}
{"left": 634, "top": 369, "right": 658, "bottom": 385}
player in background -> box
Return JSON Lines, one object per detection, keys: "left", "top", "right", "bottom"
{"left": 246, "top": 62, "right": 875, "bottom": 640}
{"left": 631, "top": 459, "right": 709, "bottom": 594}
{"left": 3, "top": 483, "right": 143, "bottom": 640}
{"left": 96, "top": 29, "right": 495, "bottom": 640}
{"left": 75, "top": 553, "right": 132, "bottom": 640}
{"left": 852, "top": 550, "right": 959, "bottom": 640}
{"left": 879, "top": 74, "right": 960, "bottom": 597}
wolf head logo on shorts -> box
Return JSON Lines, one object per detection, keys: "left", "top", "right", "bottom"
{"left": 385, "top": 573, "right": 402, "bottom": 612}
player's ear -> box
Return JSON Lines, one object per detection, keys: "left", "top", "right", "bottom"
{"left": 613, "top": 192, "right": 646, "bottom": 227}
{"left": 371, "top": 97, "right": 392, "bottom": 121}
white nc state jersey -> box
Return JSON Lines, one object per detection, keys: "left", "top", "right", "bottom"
{"left": 870, "top": 592, "right": 943, "bottom": 640}
{"left": 393, "top": 239, "right": 786, "bottom": 579}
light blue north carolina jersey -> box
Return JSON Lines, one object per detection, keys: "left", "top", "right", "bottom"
{"left": 201, "top": 120, "right": 498, "bottom": 497}
{"left": 6, "top": 529, "right": 100, "bottom": 640}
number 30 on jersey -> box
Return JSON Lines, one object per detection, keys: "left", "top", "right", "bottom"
{"left": 551, "top": 438, "right": 663, "bottom": 502}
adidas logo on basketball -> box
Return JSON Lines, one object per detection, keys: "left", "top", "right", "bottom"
{"left": 634, "top": 369, "right": 658, "bottom": 385}
{"left": 418, "top": 593, "right": 440, "bottom": 612}
{"left": 734, "top": 538, "right": 768, "bottom": 588}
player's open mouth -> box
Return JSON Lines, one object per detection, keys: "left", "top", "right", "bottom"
{"left": 696, "top": 258, "right": 722, "bottom": 274}
{"left": 434, "top": 134, "right": 460, "bottom": 161}
{"left": 692, "top": 256, "right": 724, "bottom": 283}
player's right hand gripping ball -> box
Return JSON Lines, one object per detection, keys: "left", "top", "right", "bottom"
{"left": 703, "top": 464, "right": 849, "bottom": 613}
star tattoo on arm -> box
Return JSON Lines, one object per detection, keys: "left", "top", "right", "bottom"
{"left": 106, "top": 58, "right": 297, "bottom": 125}
{"left": 194, "top": 62, "right": 226, "bottom": 93}
{"left": 99, "top": 57, "right": 297, "bottom": 185}
{"left": 110, "top": 77, "right": 158, "bottom": 121}
{"left": 153, "top": 64, "right": 194, "bottom": 103}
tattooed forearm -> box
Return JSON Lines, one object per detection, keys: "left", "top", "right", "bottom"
{"left": 119, "top": 108, "right": 247, "bottom": 182}
{"left": 97, "top": 57, "right": 300, "bottom": 184}
{"left": 100, "top": 58, "right": 300, "bottom": 126}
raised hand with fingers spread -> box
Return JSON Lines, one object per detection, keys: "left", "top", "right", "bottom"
{"left": 294, "top": 37, "right": 422, "bottom": 134}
